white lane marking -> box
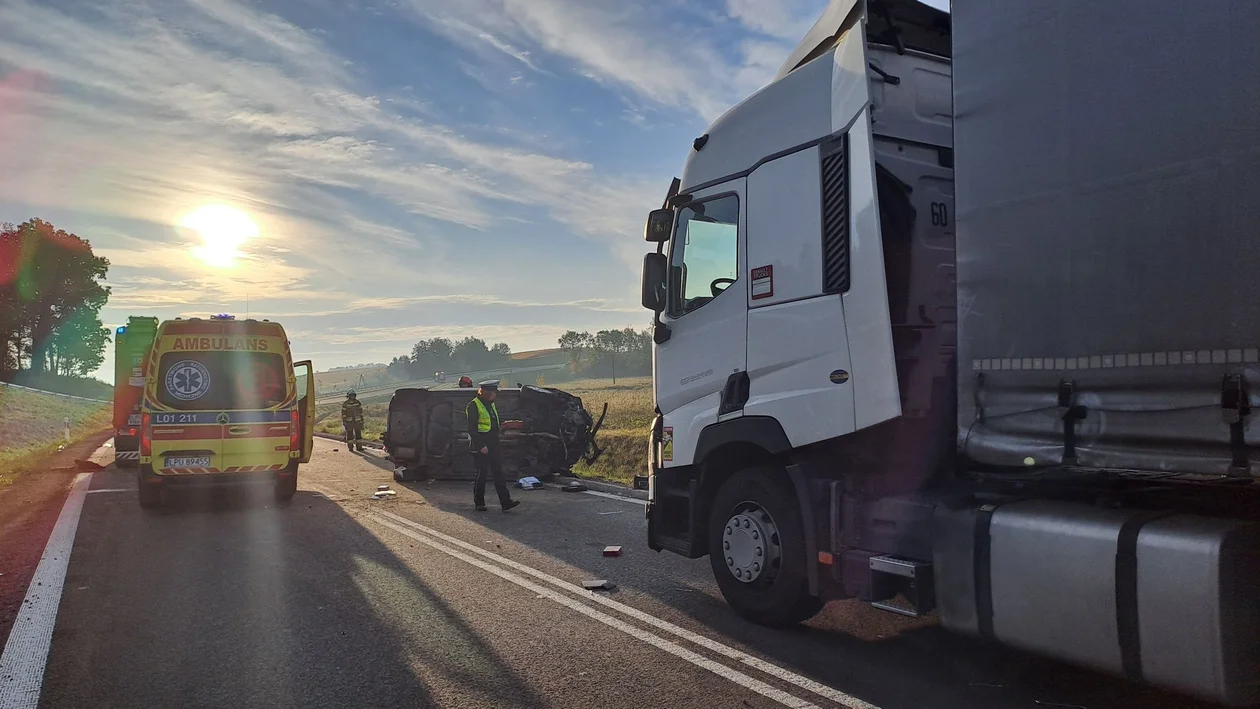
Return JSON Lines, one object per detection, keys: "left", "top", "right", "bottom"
{"left": 0, "top": 473, "right": 93, "bottom": 709}
{"left": 582, "top": 489, "right": 647, "bottom": 506}
{"left": 86, "top": 488, "right": 130, "bottom": 495}
{"left": 370, "top": 515, "right": 822, "bottom": 709}
{"left": 377, "top": 510, "right": 876, "bottom": 709}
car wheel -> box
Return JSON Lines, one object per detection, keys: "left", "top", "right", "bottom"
{"left": 708, "top": 465, "right": 823, "bottom": 627}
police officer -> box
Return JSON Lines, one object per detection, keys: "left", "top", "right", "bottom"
{"left": 342, "top": 389, "right": 365, "bottom": 452}
{"left": 466, "top": 381, "right": 519, "bottom": 512}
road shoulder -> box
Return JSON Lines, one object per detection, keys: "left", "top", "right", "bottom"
{"left": 0, "top": 431, "right": 111, "bottom": 650}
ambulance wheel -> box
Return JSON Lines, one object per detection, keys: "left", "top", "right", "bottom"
{"left": 138, "top": 467, "right": 164, "bottom": 509}
{"left": 708, "top": 466, "right": 823, "bottom": 627}
{"left": 275, "top": 466, "right": 298, "bottom": 502}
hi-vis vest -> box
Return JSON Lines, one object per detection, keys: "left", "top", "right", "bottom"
{"left": 472, "top": 398, "right": 499, "bottom": 433}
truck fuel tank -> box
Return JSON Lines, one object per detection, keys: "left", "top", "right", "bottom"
{"left": 934, "top": 499, "right": 1260, "bottom": 706}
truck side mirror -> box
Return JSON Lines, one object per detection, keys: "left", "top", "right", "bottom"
{"left": 642, "top": 253, "right": 668, "bottom": 311}
{"left": 644, "top": 209, "right": 673, "bottom": 242}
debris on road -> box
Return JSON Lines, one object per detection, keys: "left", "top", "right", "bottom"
{"left": 75, "top": 459, "right": 105, "bottom": 471}
{"left": 603, "top": 546, "right": 622, "bottom": 557}
{"left": 516, "top": 476, "right": 543, "bottom": 490}
{"left": 561, "top": 482, "right": 588, "bottom": 493}
{"left": 371, "top": 485, "right": 397, "bottom": 500}
{"left": 377, "top": 485, "right": 390, "bottom": 491}
{"left": 582, "top": 579, "right": 616, "bottom": 591}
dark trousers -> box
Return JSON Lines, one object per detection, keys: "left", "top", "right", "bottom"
{"left": 344, "top": 421, "right": 362, "bottom": 448}
{"left": 474, "top": 443, "right": 511, "bottom": 508}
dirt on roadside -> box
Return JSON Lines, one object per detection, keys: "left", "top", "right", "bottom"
{"left": 0, "top": 429, "right": 113, "bottom": 650}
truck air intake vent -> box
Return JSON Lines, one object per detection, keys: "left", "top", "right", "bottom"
{"left": 820, "top": 136, "right": 850, "bottom": 293}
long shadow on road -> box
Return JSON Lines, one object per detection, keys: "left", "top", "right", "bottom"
{"left": 40, "top": 469, "right": 552, "bottom": 709}
{"left": 392, "top": 466, "right": 1222, "bottom": 709}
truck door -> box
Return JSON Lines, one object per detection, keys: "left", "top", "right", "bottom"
{"left": 294, "top": 360, "right": 315, "bottom": 463}
{"left": 655, "top": 181, "right": 748, "bottom": 465}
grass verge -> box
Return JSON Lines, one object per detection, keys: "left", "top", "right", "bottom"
{"left": 0, "top": 394, "right": 112, "bottom": 489}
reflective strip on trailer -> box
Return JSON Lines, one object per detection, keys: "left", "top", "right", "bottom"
{"left": 115, "top": 451, "right": 139, "bottom": 460}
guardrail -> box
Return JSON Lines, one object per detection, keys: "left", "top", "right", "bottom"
{"left": 0, "top": 380, "right": 111, "bottom": 404}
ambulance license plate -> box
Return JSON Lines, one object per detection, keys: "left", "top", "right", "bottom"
{"left": 165, "top": 456, "right": 210, "bottom": 468}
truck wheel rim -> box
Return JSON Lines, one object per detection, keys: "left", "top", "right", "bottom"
{"left": 723, "top": 505, "right": 781, "bottom": 584}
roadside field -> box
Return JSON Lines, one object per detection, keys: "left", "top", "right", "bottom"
{"left": 566, "top": 377, "right": 652, "bottom": 486}
{"left": 0, "top": 385, "right": 112, "bottom": 487}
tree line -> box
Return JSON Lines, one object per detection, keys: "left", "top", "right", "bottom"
{"left": 1, "top": 219, "right": 111, "bottom": 382}
{"left": 558, "top": 328, "right": 652, "bottom": 382}
{"left": 386, "top": 336, "right": 514, "bottom": 381}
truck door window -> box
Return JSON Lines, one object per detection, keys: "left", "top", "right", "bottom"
{"left": 668, "top": 194, "right": 739, "bottom": 317}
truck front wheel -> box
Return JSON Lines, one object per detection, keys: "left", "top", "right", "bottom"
{"left": 708, "top": 466, "right": 823, "bottom": 627}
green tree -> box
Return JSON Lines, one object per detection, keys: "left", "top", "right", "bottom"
{"left": 452, "top": 336, "right": 491, "bottom": 371}
{"left": 410, "top": 337, "right": 454, "bottom": 377}
{"left": 0, "top": 219, "right": 110, "bottom": 377}
{"left": 45, "top": 307, "right": 110, "bottom": 376}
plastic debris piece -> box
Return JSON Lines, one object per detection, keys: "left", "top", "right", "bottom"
{"left": 516, "top": 476, "right": 542, "bottom": 490}
{"left": 371, "top": 490, "right": 398, "bottom": 500}
{"left": 104, "top": 442, "right": 113, "bottom": 448}
{"left": 377, "top": 484, "right": 390, "bottom": 491}
{"left": 603, "top": 546, "right": 622, "bottom": 557}
{"left": 561, "top": 482, "right": 588, "bottom": 492}
{"left": 582, "top": 579, "right": 616, "bottom": 591}
{"left": 75, "top": 460, "right": 105, "bottom": 471}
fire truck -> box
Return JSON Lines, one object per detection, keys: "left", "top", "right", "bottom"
{"left": 111, "top": 316, "right": 158, "bottom": 467}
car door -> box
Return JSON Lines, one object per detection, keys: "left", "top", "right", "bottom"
{"left": 294, "top": 360, "right": 315, "bottom": 463}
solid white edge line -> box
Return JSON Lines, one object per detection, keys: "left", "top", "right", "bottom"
{"left": 376, "top": 510, "right": 876, "bottom": 709}
{"left": 0, "top": 472, "right": 93, "bottom": 709}
{"left": 369, "top": 515, "right": 821, "bottom": 709}
{"left": 581, "top": 489, "right": 647, "bottom": 506}
{"left": 85, "top": 489, "right": 130, "bottom": 495}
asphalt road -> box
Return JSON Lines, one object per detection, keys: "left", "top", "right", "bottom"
{"left": 14, "top": 438, "right": 1224, "bottom": 709}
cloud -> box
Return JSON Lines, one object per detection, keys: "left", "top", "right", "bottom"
{"left": 726, "top": 0, "right": 818, "bottom": 39}
{"left": 398, "top": 0, "right": 804, "bottom": 119}
{"left": 0, "top": 0, "right": 823, "bottom": 374}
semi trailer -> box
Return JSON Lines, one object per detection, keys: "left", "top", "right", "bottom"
{"left": 638, "top": 0, "right": 1260, "bottom": 704}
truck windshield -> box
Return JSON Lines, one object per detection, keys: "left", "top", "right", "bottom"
{"left": 155, "top": 351, "right": 288, "bottom": 411}
{"left": 669, "top": 194, "right": 739, "bottom": 317}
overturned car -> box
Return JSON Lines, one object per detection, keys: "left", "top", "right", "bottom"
{"left": 384, "top": 385, "right": 606, "bottom": 483}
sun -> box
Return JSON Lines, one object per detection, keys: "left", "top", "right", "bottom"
{"left": 179, "top": 204, "right": 259, "bottom": 268}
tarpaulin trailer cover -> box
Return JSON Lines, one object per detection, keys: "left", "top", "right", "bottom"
{"left": 953, "top": 0, "right": 1260, "bottom": 475}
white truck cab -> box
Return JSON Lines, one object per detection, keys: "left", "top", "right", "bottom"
{"left": 639, "top": 1, "right": 1260, "bottom": 705}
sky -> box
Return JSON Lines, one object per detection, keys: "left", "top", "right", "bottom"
{"left": 0, "top": 0, "right": 947, "bottom": 381}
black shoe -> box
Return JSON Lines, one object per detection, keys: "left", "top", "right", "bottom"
{"left": 502, "top": 500, "right": 520, "bottom": 512}
{"left": 475, "top": 505, "right": 487, "bottom": 512}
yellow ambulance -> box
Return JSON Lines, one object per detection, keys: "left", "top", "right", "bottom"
{"left": 137, "top": 314, "right": 314, "bottom": 507}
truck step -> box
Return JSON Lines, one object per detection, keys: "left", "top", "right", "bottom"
{"left": 869, "top": 555, "right": 934, "bottom": 617}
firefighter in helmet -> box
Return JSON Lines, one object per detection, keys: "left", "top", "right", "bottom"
{"left": 342, "top": 389, "right": 365, "bottom": 452}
